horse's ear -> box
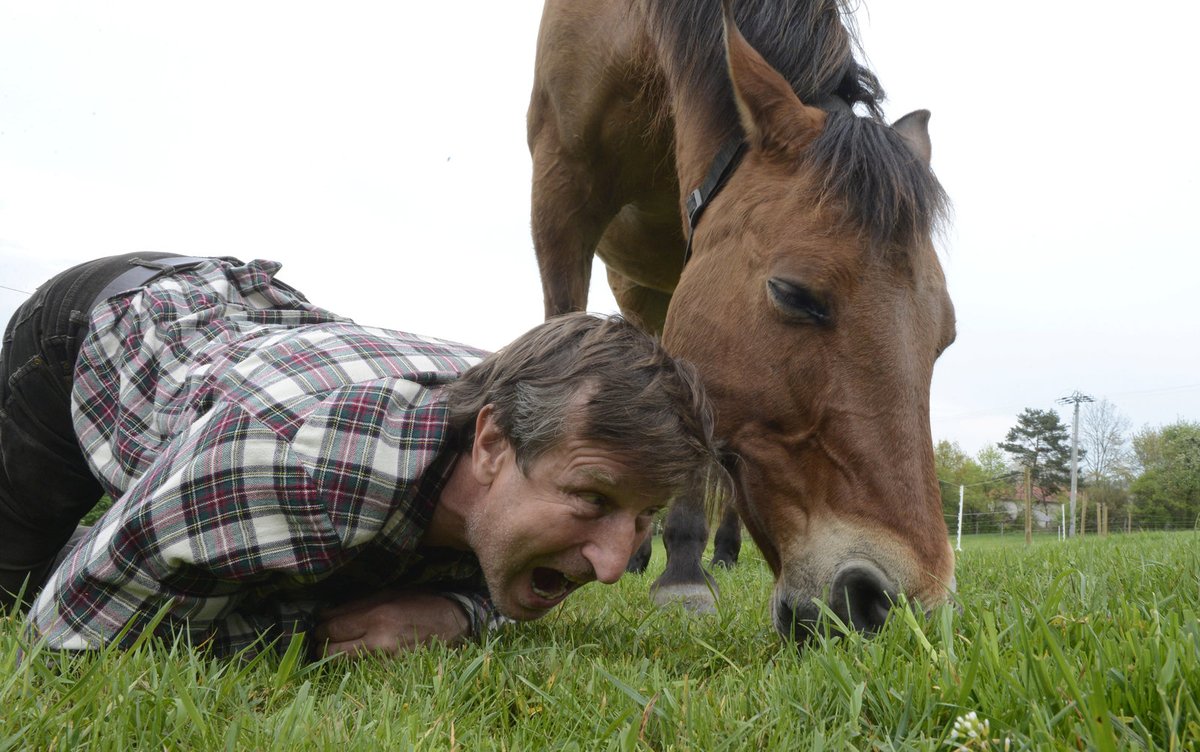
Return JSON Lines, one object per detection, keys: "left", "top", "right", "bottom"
{"left": 722, "top": 0, "right": 824, "bottom": 156}
{"left": 892, "top": 110, "right": 933, "bottom": 165}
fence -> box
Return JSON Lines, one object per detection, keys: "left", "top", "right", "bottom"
{"left": 944, "top": 505, "right": 1200, "bottom": 541}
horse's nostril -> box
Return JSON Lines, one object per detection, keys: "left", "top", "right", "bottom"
{"left": 775, "top": 599, "right": 817, "bottom": 644}
{"left": 774, "top": 563, "right": 899, "bottom": 644}
{"left": 831, "top": 564, "right": 896, "bottom": 633}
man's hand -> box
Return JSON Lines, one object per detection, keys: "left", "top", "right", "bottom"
{"left": 312, "top": 590, "right": 471, "bottom": 657}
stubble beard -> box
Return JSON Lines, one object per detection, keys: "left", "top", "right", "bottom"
{"left": 464, "top": 502, "right": 526, "bottom": 620}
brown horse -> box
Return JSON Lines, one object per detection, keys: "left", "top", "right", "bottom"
{"left": 527, "top": 0, "right": 956, "bottom": 639}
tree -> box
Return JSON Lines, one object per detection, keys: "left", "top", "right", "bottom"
{"left": 1080, "top": 398, "right": 1132, "bottom": 483}
{"left": 975, "top": 445, "right": 1011, "bottom": 503}
{"left": 999, "top": 408, "right": 1074, "bottom": 496}
{"left": 934, "top": 439, "right": 977, "bottom": 516}
{"left": 1086, "top": 478, "right": 1130, "bottom": 529}
{"left": 934, "top": 440, "right": 1013, "bottom": 534}
{"left": 1129, "top": 420, "right": 1200, "bottom": 527}
{"left": 1131, "top": 425, "right": 1166, "bottom": 474}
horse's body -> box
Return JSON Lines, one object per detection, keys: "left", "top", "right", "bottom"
{"left": 528, "top": 0, "right": 956, "bottom": 637}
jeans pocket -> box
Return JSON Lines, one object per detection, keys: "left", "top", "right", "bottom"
{"left": 0, "top": 352, "right": 103, "bottom": 542}
{"left": 3, "top": 354, "right": 75, "bottom": 445}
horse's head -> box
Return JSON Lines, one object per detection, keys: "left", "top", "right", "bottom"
{"left": 662, "top": 6, "right": 956, "bottom": 641}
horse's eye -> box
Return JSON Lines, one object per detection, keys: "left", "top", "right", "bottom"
{"left": 767, "top": 278, "right": 831, "bottom": 324}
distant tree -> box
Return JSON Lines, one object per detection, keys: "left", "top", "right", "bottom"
{"left": 934, "top": 439, "right": 977, "bottom": 516}
{"left": 1131, "top": 425, "right": 1166, "bottom": 474}
{"left": 1129, "top": 420, "right": 1200, "bottom": 526}
{"left": 1080, "top": 398, "right": 1132, "bottom": 483}
{"left": 999, "top": 408, "right": 1074, "bottom": 496}
{"left": 975, "top": 445, "right": 1012, "bottom": 503}
{"left": 935, "top": 440, "right": 1010, "bottom": 533}
{"left": 1086, "top": 478, "right": 1130, "bottom": 528}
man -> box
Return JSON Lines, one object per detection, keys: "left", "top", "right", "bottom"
{"left": 0, "top": 254, "right": 727, "bottom": 657}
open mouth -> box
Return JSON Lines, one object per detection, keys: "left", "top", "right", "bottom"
{"left": 531, "top": 567, "right": 583, "bottom": 604}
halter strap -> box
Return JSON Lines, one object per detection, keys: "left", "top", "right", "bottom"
{"left": 681, "top": 97, "right": 851, "bottom": 265}
{"left": 683, "top": 137, "right": 747, "bottom": 265}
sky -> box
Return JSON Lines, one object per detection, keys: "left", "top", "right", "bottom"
{"left": 2, "top": 1, "right": 1197, "bottom": 457}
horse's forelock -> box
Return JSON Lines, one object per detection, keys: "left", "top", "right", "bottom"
{"left": 807, "top": 112, "right": 950, "bottom": 257}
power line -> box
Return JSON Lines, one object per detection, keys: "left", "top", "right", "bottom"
{"left": 932, "top": 382, "right": 1200, "bottom": 423}
{"left": 0, "top": 283, "right": 33, "bottom": 296}
{"left": 937, "top": 470, "right": 1021, "bottom": 488}
{"left": 1108, "top": 382, "right": 1200, "bottom": 398}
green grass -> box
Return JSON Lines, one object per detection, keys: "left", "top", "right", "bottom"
{"left": 2, "top": 531, "right": 1198, "bottom": 750}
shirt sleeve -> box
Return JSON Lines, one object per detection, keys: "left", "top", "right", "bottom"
{"left": 27, "top": 404, "right": 349, "bottom": 657}
{"left": 437, "top": 589, "right": 510, "bottom": 637}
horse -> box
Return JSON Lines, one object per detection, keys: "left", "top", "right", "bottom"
{"left": 527, "top": 0, "right": 956, "bottom": 639}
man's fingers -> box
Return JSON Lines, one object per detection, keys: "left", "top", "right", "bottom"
{"left": 321, "top": 639, "right": 366, "bottom": 658}
{"left": 313, "top": 591, "right": 472, "bottom": 657}
{"left": 312, "top": 614, "right": 367, "bottom": 644}
{"left": 321, "top": 634, "right": 412, "bottom": 658}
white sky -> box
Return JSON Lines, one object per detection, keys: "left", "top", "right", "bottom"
{"left": 2, "top": 1, "right": 1197, "bottom": 456}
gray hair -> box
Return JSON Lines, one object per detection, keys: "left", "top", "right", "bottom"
{"left": 443, "top": 313, "right": 730, "bottom": 505}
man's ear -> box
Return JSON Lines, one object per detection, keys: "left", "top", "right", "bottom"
{"left": 470, "top": 405, "right": 511, "bottom": 483}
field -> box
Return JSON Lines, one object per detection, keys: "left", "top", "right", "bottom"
{"left": 2, "top": 531, "right": 1197, "bottom": 750}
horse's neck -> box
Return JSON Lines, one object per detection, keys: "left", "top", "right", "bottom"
{"left": 629, "top": 2, "right": 738, "bottom": 196}
{"left": 668, "top": 105, "right": 734, "bottom": 199}
{"left": 649, "top": 40, "right": 738, "bottom": 203}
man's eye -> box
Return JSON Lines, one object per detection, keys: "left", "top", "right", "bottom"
{"left": 577, "top": 493, "right": 609, "bottom": 508}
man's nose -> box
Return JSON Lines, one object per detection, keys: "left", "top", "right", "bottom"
{"left": 583, "top": 516, "right": 642, "bottom": 584}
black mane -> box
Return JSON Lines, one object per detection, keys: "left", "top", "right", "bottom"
{"left": 644, "top": 0, "right": 883, "bottom": 122}
{"left": 644, "top": 0, "right": 948, "bottom": 250}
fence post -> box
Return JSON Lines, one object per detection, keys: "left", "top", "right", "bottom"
{"left": 1024, "top": 468, "right": 1032, "bottom": 545}
{"left": 1079, "top": 492, "right": 1088, "bottom": 537}
{"left": 955, "top": 485, "right": 963, "bottom": 552}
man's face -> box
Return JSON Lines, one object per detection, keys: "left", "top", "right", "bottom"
{"left": 465, "top": 410, "right": 667, "bottom": 621}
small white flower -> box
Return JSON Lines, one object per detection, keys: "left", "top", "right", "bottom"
{"left": 948, "top": 711, "right": 991, "bottom": 749}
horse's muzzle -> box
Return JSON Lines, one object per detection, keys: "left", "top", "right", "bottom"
{"left": 774, "top": 559, "right": 898, "bottom": 642}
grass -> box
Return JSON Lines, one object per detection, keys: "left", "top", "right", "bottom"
{"left": 2, "top": 531, "right": 1198, "bottom": 750}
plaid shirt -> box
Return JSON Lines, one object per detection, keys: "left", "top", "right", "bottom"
{"left": 28, "top": 258, "right": 495, "bottom": 656}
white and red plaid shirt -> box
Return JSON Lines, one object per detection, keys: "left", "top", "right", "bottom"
{"left": 28, "top": 258, "right": 495, "bottom": 656}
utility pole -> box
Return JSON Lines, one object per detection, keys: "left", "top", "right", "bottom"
{"left": 1057, "top": 391, "right": 1094, "bottom": 536}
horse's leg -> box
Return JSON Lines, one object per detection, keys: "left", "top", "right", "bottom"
{"left": 607, "top": 268, "right": 717, "bottom": 612}
{"left": 626, "top": 534, "right": 652, "bottom": 574}
{"left": 649, "top": 495, "right": 718, "bottom": 613}
{"left": 529, "top": 110, "right": 615, "bottom": 317}
{"left": 709, "top": 505, "right": 742, "bottom": 568}
{"left": 604, "top": 267, "right": 672, "bottom": 335}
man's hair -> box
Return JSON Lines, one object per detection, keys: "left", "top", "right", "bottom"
{"left": 443, "top": 312, "right": 730, "bottom": 506}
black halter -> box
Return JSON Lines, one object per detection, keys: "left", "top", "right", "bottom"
{"left": 681, "top": 98, "right": 852, "bottom": 265}
{"left": 683, "top": 137, "right": 747, "bottom": 265}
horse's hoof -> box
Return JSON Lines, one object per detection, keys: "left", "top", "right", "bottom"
{"left": 710, "top": 555, "right": 738, "bottom": 569}
{"left": 649, "top": 583, "right": 718, "bottom": 614}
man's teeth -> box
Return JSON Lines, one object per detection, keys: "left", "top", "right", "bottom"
{"left": 532, "top": 582, "right": 565, "bottom": 598}
{"left": 532, "top": 569, "right": 574, "bottom": 599}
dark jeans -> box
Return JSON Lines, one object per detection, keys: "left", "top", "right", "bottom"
{"left": 0, "top": 252, "right": 187, "bottom": 609}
